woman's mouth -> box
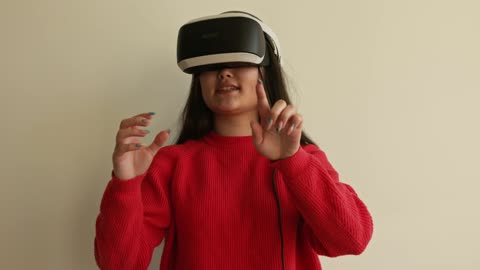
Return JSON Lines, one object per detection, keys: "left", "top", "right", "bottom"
{"left": 216, "top": 86, "right": 240, "bottom": 93}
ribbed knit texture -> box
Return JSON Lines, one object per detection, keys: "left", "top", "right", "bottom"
{"left": 94, "top": 131, "right": 373, "bottom": 270}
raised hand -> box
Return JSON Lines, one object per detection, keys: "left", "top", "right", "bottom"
{"left": 112, "top": 112, "right": 170, "bottom": 180}
{"left": 250, "top": 80, "right": 303, "bottom": 161}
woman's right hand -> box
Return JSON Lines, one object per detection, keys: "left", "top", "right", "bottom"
{"left": 112, "top": 112, "right": 170, "bottom": 180}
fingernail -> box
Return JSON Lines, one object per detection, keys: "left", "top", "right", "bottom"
{"left": 266, "top": 118, "right": 272, "bottom": 129}
{"left": 258, "top": 78, "right": 263, "bottom": 84}
{"left": 278, "top": 121, "right": 284, "bottom": 132}
{"left": 148, "top": 112, "right": 155, "bottom": 115}
{"left": 143, "top": 129, "right": 151, "bottom": 134}
{"left": 166, "top": 129, "right": 171, "bottom": 134}
{"left": 276, "top": 126, "right": 280, "bottom": 134}
{"left": 135, "top": 143, "right": 142, "bottom": 148}
{"left": 288, "top": 123, "right": 295, "bottom": 135}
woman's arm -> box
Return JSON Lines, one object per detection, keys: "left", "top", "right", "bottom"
{"left": 270, "top": 144, "right": 374, "bottom": 257}
{"left": 94, "top": 149, "right": 174, "bottom": 269}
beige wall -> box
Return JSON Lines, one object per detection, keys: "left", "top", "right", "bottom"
{"left": 1, "top": 0, "right": 479, "bottom": 269}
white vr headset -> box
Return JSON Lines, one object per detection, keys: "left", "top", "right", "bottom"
{"left": 176, "top": 11, "right": 282, "bottom": 74}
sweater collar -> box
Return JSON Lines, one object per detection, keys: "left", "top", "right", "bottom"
{"left": 202, "top": 130, "right": 253, "bottom": 146}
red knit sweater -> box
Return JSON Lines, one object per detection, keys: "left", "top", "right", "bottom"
{"left": 94, "top": 131, "right": 373, "bottom": 270}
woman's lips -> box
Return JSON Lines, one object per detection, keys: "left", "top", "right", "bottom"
{"left": 216, "top": 85, "right": 240, "bottom": 94}
{"left": 217, "top": 86, "right": 239, "bottom": 91}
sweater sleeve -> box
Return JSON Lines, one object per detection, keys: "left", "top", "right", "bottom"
{"left": 270, "top": 144, "right": 373, "bottom": 257}
{"left": 94, "top": 149, "right": 174, "bottom": 270}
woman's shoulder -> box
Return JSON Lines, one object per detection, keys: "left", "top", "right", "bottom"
{"left": 301, "top": 143, "right": 322, "bottom": 153}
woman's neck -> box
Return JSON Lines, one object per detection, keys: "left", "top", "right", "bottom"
{"left": 213, "top": 111, "right": 258, "bottom": 136}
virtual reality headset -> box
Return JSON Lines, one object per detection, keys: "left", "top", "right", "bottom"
{"left": 176, "top": 11, "right": 281, "bottom": 74}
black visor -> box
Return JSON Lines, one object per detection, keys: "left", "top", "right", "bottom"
{"left": 177, "top": 13, "right": 279, "bottom": 74}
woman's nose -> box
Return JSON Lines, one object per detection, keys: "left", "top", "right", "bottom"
{"left": 217, "top": 68, "right": 233, "bottom": 80}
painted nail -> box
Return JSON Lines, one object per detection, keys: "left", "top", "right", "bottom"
{"left": 135, "top": 143, "right": 142, "bottom": 148}
{"left": 143, "top": 129, "right": 150, "bottom": 134}
{"left": 148, "top": 112, "right": 155, "bottom": 115}
{"left": 266, "top": 118, "right": 273, "bottom": 129}
{"left": 288, "top": 123, "right": 295, "bottom": 135}
{"left": 258, "top": 78, "right": 263, "bottom": 84}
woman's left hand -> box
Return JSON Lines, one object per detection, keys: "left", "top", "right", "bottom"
{"left": 250, "top": 80, "right": 303, "bottom": 161}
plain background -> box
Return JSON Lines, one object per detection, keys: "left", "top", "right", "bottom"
{"left": 1, "top": 0, "right": 479, "bottom": 269}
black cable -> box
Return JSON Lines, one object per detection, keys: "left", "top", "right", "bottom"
{"left": 272, "top": 168, "right": 286, "bottom": 270}
{"left": 260, "top": 65, "right": 285, "bottom": 269}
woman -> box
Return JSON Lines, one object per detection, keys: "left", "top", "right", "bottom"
{"left": 94, "top": 11, "right": 373, "bottom": 270}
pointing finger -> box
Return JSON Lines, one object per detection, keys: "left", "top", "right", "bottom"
{"left": 256, "top": 79, "right": 271, "bottom": 127}
{"left": 256, "top": 79, "right": 271, "bottom": 110}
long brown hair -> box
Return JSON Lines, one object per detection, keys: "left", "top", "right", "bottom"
{"left": 173, "top": 24, "right": 317, "bottom": 146}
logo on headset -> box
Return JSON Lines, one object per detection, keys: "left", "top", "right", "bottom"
{"left": 201, "top": 32, "right": 219, "bottom": 39}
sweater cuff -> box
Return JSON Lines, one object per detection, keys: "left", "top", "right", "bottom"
{"left": 270, "top": 147, "right": 312, "bottom": 176}
{"left": 109, "top": 170, "right": 147, "bottom": 193}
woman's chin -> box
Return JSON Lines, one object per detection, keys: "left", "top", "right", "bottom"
{"left": 211, "top": 105, "right": 243, "bottom": 115}
{"left": 209, "top": 100, "right": 238, "bottom": 112}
